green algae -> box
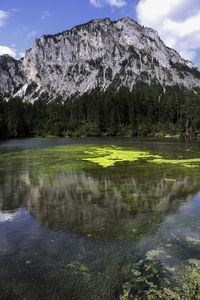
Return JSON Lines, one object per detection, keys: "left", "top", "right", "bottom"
{"left": 150, "top": 264, "right": 158, "bottom": 274}
{"left": 80, "top": 265, "right": 89, "bottom": 272}
{"left": 119, "top": 248, "right": 200, "bottom": 299}
{"left": 1, "top": 141, "right": 200, "bottom": 299}
{"left": 150, "top": 157, "right": 200, "bottom": 168}
{"left": 1, "top": 144, "right": 200, "bottom": 175}
{"left": 81, "top": 145, "right": 200, "bottom": 169}
{"left": 0, "top": 144, "right": 91, "bottom": 179}
{"left": 164, "top": 178, "right": 176, "bottom": 182}
{"left": 83, "top": 146, "right": 160, "bottom": 167}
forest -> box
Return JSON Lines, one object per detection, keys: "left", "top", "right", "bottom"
{"left": 1, "top": 83, "right": 200, "bottom": 139}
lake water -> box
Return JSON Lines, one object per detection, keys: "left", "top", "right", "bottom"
{"left": 0, "top": 138, "right": 200, "bottom": 299}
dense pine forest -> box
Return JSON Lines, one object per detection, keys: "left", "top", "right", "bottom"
{"left": 1, "top": 83, "right": 200, "bottom": 139}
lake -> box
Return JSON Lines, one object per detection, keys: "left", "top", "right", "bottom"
{"left": 0, "top": 137, "right": 200, "bottom": 299}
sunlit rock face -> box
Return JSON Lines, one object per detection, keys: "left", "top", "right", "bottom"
{"left": 0, "top": 55, "right": 25, "bottom": 97}
{"left": 1, "top": 17, "right": 200, "bottom": 101}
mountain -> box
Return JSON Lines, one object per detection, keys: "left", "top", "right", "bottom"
{"left": 1, "top": 17, "right": 200, "bottom": 101}
{"left": 0, "top": 55, "right": 25, "bottom": 97}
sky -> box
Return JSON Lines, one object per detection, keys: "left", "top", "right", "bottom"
{"left": 0, "top": 0, "right": 200, "bottom": 68}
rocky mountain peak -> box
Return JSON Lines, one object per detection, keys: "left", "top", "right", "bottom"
{"left": 0, "top": 17, "right": 200, "bottom": 101}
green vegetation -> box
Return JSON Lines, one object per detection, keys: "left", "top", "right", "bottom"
{"left": 150, "top": 157, "right": 200, "bottom": 168}
{"left": 1, "top": 83, "right": 200, "bottom": 139}
{"left": 83, "top": 146, "right": 158, "bottom": 167}
{"left": 1, "top": 142, "right": 200, "bottom": 298}
{"left": 120, "top": 258, "right": 200, "bottom": 299}
{"left": 2, "top": 144, "right": 200, "bottom": 171}
{"left": 83, "top": 145, "right": 200, "bottom": 168}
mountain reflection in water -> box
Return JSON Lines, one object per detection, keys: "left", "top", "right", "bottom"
{"left": 1, "top": 140, "right": 200, "bottom": 299}
{"left": 0, "top": 156, "right": 199, "bottom": 241}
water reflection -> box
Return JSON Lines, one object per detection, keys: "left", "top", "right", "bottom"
{"left": 1, "top": 142, "right": 200, "bottom": 299}
{"left": 0, "top": 210, "right": 21, "bottom": 223}
{"left": 0, "top": 157, "right": 200, "bottom": 241}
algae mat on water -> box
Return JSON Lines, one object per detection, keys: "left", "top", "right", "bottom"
{"left": 82, "top": 145, "right": 200, "bottom": 168}
{"left": 83, "top": 146, "right": 159, "bottom": 167}
{"left": 1, "top": 144, "right": 200, "bottom": 170}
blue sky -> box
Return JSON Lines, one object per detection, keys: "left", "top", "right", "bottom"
{"left": 0, "top": 0, "right": 200, "bottom": 68}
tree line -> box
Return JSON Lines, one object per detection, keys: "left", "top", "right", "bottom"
{"left": 1, "top": 83, "right": 200, "bottom": 139}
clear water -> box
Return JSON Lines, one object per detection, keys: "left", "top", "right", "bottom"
{"left": 0, "top": 138, "right": 200, "bottom": 299}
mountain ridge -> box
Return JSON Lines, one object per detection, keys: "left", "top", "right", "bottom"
{"left": 0, "top": 17, "right": 200, "bottom": 101}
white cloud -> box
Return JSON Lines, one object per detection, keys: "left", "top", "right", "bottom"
{"left": 90, "top": 0, "right": 103, "bottom": 8}
{"left": 0, "top": 46, "right": 16, "bottom": 58}
{"left": 41, "top": 10, "right": 51, "bottom": 20}
{"left": 136, "top": 0, "right": 200, "bottom": 61}
{"left": 0, "top": 46, "right": 26, "bottom": 60}
{"left": 18, "top": 52, "right": 25, "bottom": 58}
{"left": 27, "top": 31, "right": 37, "bottom": 40}
{"left": 90, "top": 0, "right": 126, "bottom": 8}
{"left": 108, "top": 0, "right": 126, "bottom": 7}
{"left": 0, "top": 10, "right": 9, "bottom": 27}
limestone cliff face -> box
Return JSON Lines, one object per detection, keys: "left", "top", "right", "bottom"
{"left": 0, "top": 55, "right": 25, "bottom": 97}
{"left": 1, "top": 17, "right": 200, "bottom": 101}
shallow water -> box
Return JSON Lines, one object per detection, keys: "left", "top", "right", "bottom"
{"left": 0, "top": 138, "right": 200, "bottom": 299}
